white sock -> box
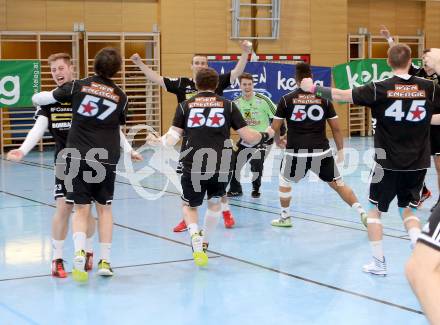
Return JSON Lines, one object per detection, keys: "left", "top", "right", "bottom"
{"left": 73, "top": 232, "right": 86, "bottom": 253}
{"left": 100, "top": 243, "right": 112, "bottom": 262}
{"left": 280, "top": 207, "right": 289, "bottom": 219}
{"left": 52, "top": 239, "right": 64, "bottom": 260}
{"left": 221, "top": 201, "right": 229, "bottom": 212}
{"left": 187, "top": 223, "right": 199, "bottom": 237}
{"left": 203, "top": 210, "right": 220, "bottom": 243}
{"left": 352, "top": 202, "right": 366, "bottom": 215}
{"left": 408, "top": 227, "right": 421, "bottom": 246}
{"left": 86, "top": 237, "right": 94, "bottom": 253}
{"left": 369, "top": 240, "right": 384, "bottom": 261}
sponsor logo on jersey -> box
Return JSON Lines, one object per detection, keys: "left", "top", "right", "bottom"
{"left": 52, "top": 113, "right": 72, "bottom": 121}
{"left": 292, "top": 94, "right": 322, "bottom": 105}
{"left": 188, "top": 96, "right": 224, "bottom": 108}
{"left": 81, "top": 82, "right": 120, "bottom": 102}
{"left": 387, "top": 84, "right": 426, "bottom": 98}
{"left": 50, "top": 106, "right": 72, "bottom": 113}
{"left": 52, "top": 121, "right": 71, "bottom": 129}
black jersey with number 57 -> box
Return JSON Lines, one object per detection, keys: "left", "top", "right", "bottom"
{"left": 352, "top": 75, "right": 440, "bottom": 170}
{"left": 52, "top": 75, "right": 128, "bottom": 165}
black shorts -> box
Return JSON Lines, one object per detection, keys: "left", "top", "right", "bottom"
{"left": 368, "top": 164, "right": 426, "bottom": 212}
{"left": 181, "top": 172, "right": 227, "bottom": 207}
{"left": 280, "top": 151, "right": 341, "bottom": 183}
{"left": 65, "top": 159, "right": 116, "bottom": 205}
{"left": 431, "top": 126, "right": 440, "bottom": 156}
{"left": 418, "top": 204, "right": 440, "bottom": 252}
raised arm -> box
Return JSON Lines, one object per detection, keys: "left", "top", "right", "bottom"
{"left": 6, "top": 115, "right": 48, "bottom": 161}
{"left": 130, "top": 53, "right": 166, "bottom": 89}
{"left": 229, "top": 40, "right": 253, "bottom": 82}
{"left": 32, "top": 91, "right": 57, "bottom": 106}
{"left": 380, "top": 25, "right": 395, "bottom": 47}
{"left": 300, "top": 78, "right": 354, "bottom": 103}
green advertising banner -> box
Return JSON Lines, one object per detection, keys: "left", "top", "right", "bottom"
{"left": 0, "top": 60, "right": 40, "bottom": 107}
{"left": 333, "top": 59, "right": 423, "bottom": 89}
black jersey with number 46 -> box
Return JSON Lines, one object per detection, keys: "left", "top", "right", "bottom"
{"left": 52, "top": 75, "right": 128, "bottom": 165}
{"left": 275, "top": 89, "right": 337, "bottom": 153}
{"left": 172, "top": 91, "right": 247, "bottom": 174}
{"left": 352, "top": 75, "right": 440, "bottom": 170}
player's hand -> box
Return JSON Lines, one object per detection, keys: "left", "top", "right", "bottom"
{"left": 130, "top": 53, "right": 142, "bottom": 64}
{"left": 276, "top": 136, "right": 286, "bottom": 149}
{"left": 266, "top": 126, "right": 275, "bottom": 139}
{"left": 379, "top": 25, "right": 391, "bottom": 39}
{"left": 145, "top": 132, "right": 162, "bottom": 146}
{"left": 6, "top": 149, "right": 24, "bottom": 162}
{"left": 423, "top": 49, "right": 440, "bottom": 74}
{"left": 300, "top": 78, "right": 314, "bottom": 93}
{"left": 336, "top": 149, "right": 344, "bottom": 164}
{"left": 239, "top": 40, "right": 253, "bottom": 54}
{"left": 130, "top": 150, "right": 143, "bottom": 162}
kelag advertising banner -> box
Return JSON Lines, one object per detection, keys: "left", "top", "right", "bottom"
{"left": 0, "top": 60, "right": 40, "bottom": 107}
{"left": 209, "top": 61, "right": 332, "bottom": 103}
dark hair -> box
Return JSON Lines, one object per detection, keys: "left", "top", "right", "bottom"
{"left": 48, "top": 53, "right": 72, "bottom": 66}
{"left": 238, "top": 72, "right": 253, "bottom": 83}
{"left": 423, "top": 48, "right": 431, "bottom": 55}
{"left": 195, "top": 67, "right": 219, "bottom": 91}
{"left": 387, "top": 44, "right": 411, "bottom": 69}
{"left": 295, "top": 62, "right": 312, "bottom": 83}
{"left": 94, "top": 47, "right": 122, "bottom": 79}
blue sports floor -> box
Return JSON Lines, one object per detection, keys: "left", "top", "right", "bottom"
{"left": 0, "top": 137, "right": 434, "bottom": 325}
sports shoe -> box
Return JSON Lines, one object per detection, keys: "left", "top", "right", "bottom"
{"left": 360, "top": 212, "right": 368, "bottom": 228}
{"left": 72, "top": 250, "right": 88, "bottom": 282}
{"left": 173, "top": 219, "right": 187, "bottom": 232}
{"left": 85, "top": 252, "right": 93, "bottom": 271}
{"left": 51, "top": 258, "right": 68, "bottom": 278}
{"left": 222, "top": 210, "right": 235, "bottom": 228}
{"left": 191, "top": 232, "right": 208, "bottom": 266}
{"left": 251, "top": 189, "right": 261, "bottom": 198}
{"left": 419, "top": 188, "right": 432, "bottom": 207}
{"left": 362, "top": 257, "right": 387, "bottom": 276}
{"left": 227, "top": 191, "right": 243, "bottom": 197}
{"left": 271, "top": 216, "right": 292, "bottom": 227}
{"left": 97, "top": 259, "right": 114, "bottom": 276}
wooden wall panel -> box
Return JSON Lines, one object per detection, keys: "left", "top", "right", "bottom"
{"left": 6, "top": 0, "right": 46, "bottom": 30}
{"left": 0, "top": 0, "right": 6, "bottom": 30}
{"left": 160, "top": 0, "right": 195, "bottom": 54}
{"left": 258, "top": 0, "right": 311, "bottom": 54}
{"left": 348, "top": 0, "right": 424, "bottom": 36}
{"left": 425, "top": 2, "right": 440, "bottom": 49}
{"left": 2, "top": 0, "right": 158, "bottom": 32}
{"left": 46, "top": 1, "right": 85, "bottom": 31}
{"left": 84, "top": 1, "right": 123, "bottom": 32}
{"left": 194, "top": 0, "right": 228, "bottom": 54}
{"left": 122, "top": 0, "right": 157, "bottom": 32}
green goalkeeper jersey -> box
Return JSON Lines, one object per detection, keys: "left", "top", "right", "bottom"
{"left": 233, "top": 92, "right": 276, "bottom": 132}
